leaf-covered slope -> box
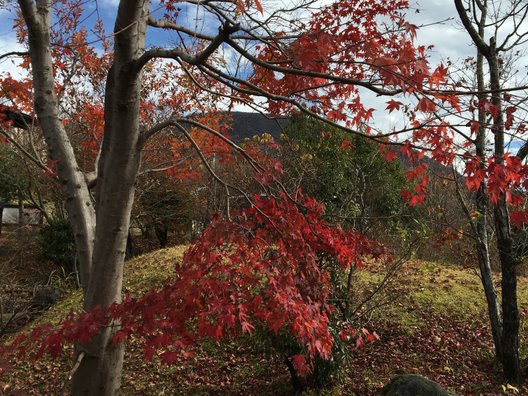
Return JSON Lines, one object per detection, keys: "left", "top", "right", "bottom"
{"left": 2, "top": 247, "right": 528, "bottom": 395}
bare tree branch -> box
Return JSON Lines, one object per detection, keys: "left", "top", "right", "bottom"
{"left": 454, "top": 0, "right": 490, "bottom": 56}
{"left": 136, "top": 22, "right": 239, "bottom": 70}
{"left": 0, "top": 51, "right": 29, "bottom": 61}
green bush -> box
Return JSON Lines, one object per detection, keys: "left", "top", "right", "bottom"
{"left": 39, "top": 219, "right": 76, "bottom": 273}
{"left": 280, "top": 114, "right": 409, "bottom": 236}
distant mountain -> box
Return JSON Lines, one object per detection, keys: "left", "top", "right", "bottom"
{"left": 226, "top": 111, "right": 459, "bottom": 178}
{"left": 226, "top": 112, "right": 287, "bottom": 142}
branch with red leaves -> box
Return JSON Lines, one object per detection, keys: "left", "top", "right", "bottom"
{"left": 1, "top": 192, "right": 386, "bottom": 373}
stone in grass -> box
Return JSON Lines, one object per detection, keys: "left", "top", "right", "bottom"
{"left": 32, "top": 286, "right": 62, "bottom": 308}
{"left": 380, "top": 374, "right": 455, "bottom": 396}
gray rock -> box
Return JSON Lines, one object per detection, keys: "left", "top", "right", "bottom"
{"left": 32, "top": 287, "right": 61, "bottom": 307}
{"left": 381, "top": 374, "right": 455, "bottom": 396}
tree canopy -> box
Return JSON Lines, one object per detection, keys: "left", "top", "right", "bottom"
{"left": 1, "top": 0, "right": 528, "bottom": 393}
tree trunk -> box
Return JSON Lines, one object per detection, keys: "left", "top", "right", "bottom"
{"left": 18, "top": 0, "right": 96, "bottom": 290}
{"left": 70, "top": 1, "right": 149, "bottom": 394}
{"left": 495, "top": 198, "right": 520, "bottom": 383}
{"left": 474, "top": 42, "right": 503, "bottom": 362}
{"left": 125, "top": 230, "right": 138, "bottom": 260}
{"left": 155, "top": 222, "right": 168, "bottom": 248}
{"left": 19, "top": 0, "right": 150, "bottom": 393}
{"left": 17, "top": 190, "right": 24, "bottom": 267}
{"left": 284, "top": 356, "right": 307, "bottom": 392}
{"left": 454, "top": 0, "right": 520, "bottom": 382}
{"left": 488, "top": 38, "right": 520, "bottom": 383}
{"left": 71, "top": 134, "right": 141, "bottom": 394}
{"left": 474, "top": 212, "right": 503, "bottom": 360}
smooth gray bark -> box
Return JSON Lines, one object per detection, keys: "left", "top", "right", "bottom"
{"left": 70, "top": 1, "right": 149, "bottom": 394}
{"left": 18, "top": 0, "right": 149, "bottom": 394}
{"left": 18, "top": 0, "right": 95, "bottom": 288}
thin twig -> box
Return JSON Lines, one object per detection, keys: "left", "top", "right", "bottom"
{"left": 68, "top": 351, "right": 85, "bottom": 381}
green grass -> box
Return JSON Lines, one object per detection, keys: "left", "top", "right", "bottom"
{"left": 18, "top": 246, "right": 188, "bottom": 330}
{"left": 355, "top": 259, "right": 523, "bottom": 329}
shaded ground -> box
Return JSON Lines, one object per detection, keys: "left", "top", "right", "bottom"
{"left": 0, "top": 227, "right": 59, "bottom": 337}
{"left": 0, "top": 226, "right": 171, "bottom": 338}
{"left": 1, "top": 248, "right": 527, "bottom": 395}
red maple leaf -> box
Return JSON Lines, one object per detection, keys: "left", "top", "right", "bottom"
{"left": 416, "top": 97, "right": 436, "bottom": 113}
{"left": 429, "top": 64, "right": 447, "bottom": 88}
{"left": 386, "top": 99, "right": 402, "bottom": 113}
{"left": 253, "top": 0, "right": 263, "bottom": 13}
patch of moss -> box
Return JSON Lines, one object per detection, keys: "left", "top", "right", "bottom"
{"left": 354, "top": 260, "right": 505, "bottom": 329}
{"left": 123, "top": 245, "right": 187, "bottom": 294}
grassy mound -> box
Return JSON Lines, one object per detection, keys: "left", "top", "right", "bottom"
{"left": 1, "top": 247, "right": 527, "bottom": 395}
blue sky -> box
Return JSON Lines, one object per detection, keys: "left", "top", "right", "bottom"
{"left": 1, "top": 1, "right": 524, "bottom": 84}
{"left": 0, "top": 0, "right": 526, "bottom": 151}
{"left": 0, "top": 1, "right": 489, "bottom": 81}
